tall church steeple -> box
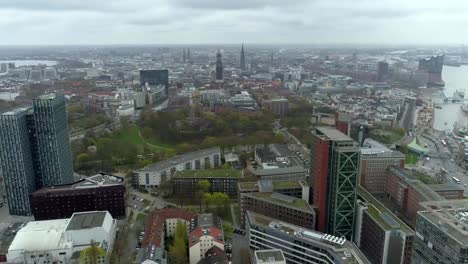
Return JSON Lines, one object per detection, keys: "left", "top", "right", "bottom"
{"left": 240, "top": 43, "right": 246, "bottom": 71}
{"left": 215, "top": 49, "right": 223, "bottom": 81}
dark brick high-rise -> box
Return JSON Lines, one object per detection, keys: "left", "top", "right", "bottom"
{"left": 29, "top": 172, "right": 126, "bottom": 220}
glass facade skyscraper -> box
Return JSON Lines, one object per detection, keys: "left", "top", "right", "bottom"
{"left": 0, "top": 107, "right": 37, "bottom": 216}
{"left": 0, "top": 93, "right": 74, "bottom": 216}
{"left": 32, "top": 93, "right": 74, "bottom": 187}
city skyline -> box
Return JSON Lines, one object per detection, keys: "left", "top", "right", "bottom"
{"left": 1, "top": 0, "right": 468, "bottom": 45}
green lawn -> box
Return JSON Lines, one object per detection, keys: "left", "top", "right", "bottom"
{"left": 145, "top": 136, "right": 175, "bottom": 149}
{"left": 405, "top": 152, "right": 419, "bottom": 165}
{"left": 112, "top": 125, "right": 173, "bottom": 152}
{"left": 369, "top": 128, "right": 405, "bottom": 144}
{"left": 136, "top": 213, "right": 147, "bottom": 224}
{"left": 113, "top": 125, "right": 145, "bottom": 150}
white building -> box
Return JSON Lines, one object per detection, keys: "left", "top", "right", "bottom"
{"left": 189, "top": 228, "right": 224, "bottom": 264}
{"left": 188, "top": 214, "right": 225, "bottom": 264}
{"left": 117, "top": 104, "right": 135, "bottom": 117}
{"left": 7, "top": 211, "right": 117, "bottom": 264}
{"left": 134, "top": 147, "right": 221, "bottom": 189}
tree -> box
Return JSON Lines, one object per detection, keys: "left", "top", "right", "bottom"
{"left": 204, "top": 193, "right": 214, "bottom": 211}
{"left": 80, "top": 240, "right": 106, "bottom": 264}
{"left": 76, "top": 153, "right": 91, "bottom": 169}
{"left": 222, "top": 222, "right": 234, "bottom": 241}
{"left": 197, "top": 180, "right": 211, "bottom": 212}
{"left": 212, "top": 192, "right": 229, "bottom": 216}
{"left": 168, "top": 222, "right": 188, "bottom": 264}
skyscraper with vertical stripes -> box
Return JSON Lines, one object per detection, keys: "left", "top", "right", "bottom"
{"left": 0, "top": 93, "right": 74, "bottom": 216}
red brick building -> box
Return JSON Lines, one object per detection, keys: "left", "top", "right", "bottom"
{"left": 143, "top": 208, "right": 196, "bottom": 247}
{"left": 384, "top": 166, "right": 444, "bottom": 227}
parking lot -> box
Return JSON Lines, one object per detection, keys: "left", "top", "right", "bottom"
{"left": 127, "top": 193, "right": 151, "bottom": 212}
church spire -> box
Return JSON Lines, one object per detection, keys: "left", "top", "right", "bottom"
{"left": 240, "top": 43, "right": 246, "bottom": 71}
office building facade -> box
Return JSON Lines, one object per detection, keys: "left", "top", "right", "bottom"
{"left": 32, "top": 93, "right": 74, "bottom": 187}
{"left": 134, "top": 147, "right": 221, "bottom": 189}
{"left": 140, "top": 69, "right": 169, "bottom": 92}
{"left": 310, "top": 127, "right": 360, "bottom": 240}
{"left": 360, "top": 138, "right": 405, "bottom": 194}
{"left": 0, "top": 108, "right": 37, "bottom": 216}
{"left": 0, "top": 93, "right": 74, "bottom": 216}
{"left": 30, "top": 173, "right": 126, "bottom": 220}
{"left": 172, "top": 170, "right": 242, "bottom": 198}
{"left": 356, "top": 187, "right": 414, "bottom": 264}
{"left": 240, "top": 191, "right": 315, "bottom": 229}
{"left": 247, "top": 211, "right": 370, "bottom": 264}
{"left": 412, "top": 200, "right": 468, "bottom": 264}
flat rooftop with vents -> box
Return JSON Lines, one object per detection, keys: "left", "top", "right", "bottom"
{"left": 174, "top": 169, "right": 243, "bottom": 178}
{"left": 418, "top": 199, "right": 468, "bottom": 246}
{"left": 243, "top": 192, "right": 313, "bottom": 212}
{"left": 65, "top": 211, "right": 107, "bottom": 231}
{"left": 247, "top": 211, "right": 370, "bottom": 264}
{"left": 254, "top": 249, "right": 286, "bottom": 264}
{"left": 135, "top": 147, "right": 220, "bottom": 173}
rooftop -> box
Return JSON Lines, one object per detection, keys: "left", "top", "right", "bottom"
{"left": 360, "top": 138, "right": 405, "bottom": 158}
{"left": 238, "top": 180, "right": 302, "bottom": 192}
{"left": 244, "top": 192, "right": 313, "bottom": 212}
{"left": 65, "top": 211, "right": 107, "bottom": 231}
{"left": 428, "top": 184, "right": 465, "bottom": 192}
{"left": 143, "top": 208, "right": 196, "bottom": 247}
{"left": 253, "top": 166, "right": 306, "bottom": 177}
{"left": 387, "top": 166, "right": 444, "bottom": 202}
{"left": 247, "top": 211, "right": 370, "bottom": 264}
{"left": 8, "top": 219, "right": 71, "bottom": 252}
{"left": 174, "top": 169, "right": 242, "bottom": 178}
{"left": 32, "top": 172, "right": 124, "bottom": 194}
{"left": 1, "top": 107, "right": 31, "bottom": 116}
{"left": 315, "top": 126, "right": 354, "bottom": 141}
{"left": 135, "top": 147, "right": 220, "bottom": 173}
{"left": 37, "top": 93, "right": 58, "bottom": 100}
{"left": 419, "top": 200, "right": 468, "bottom": 246}
{"left": 358, "top": 186, "right": 413, "bottom": 234}
{"left": 255, "top": 249, "right": 285, "bottom": 263}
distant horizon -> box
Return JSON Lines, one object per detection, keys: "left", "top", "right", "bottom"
{"left": 0, "top": 43, "right": 465, "bottom": 49}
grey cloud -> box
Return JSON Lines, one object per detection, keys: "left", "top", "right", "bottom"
{"left": 170, "top": 0, "right": 307, "bottom": 10}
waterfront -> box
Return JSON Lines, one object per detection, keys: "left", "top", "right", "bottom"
{"left": 0, "top": 92, "right": 19, "bottom": 101}
{"left": 0, "top": 60, "right": 57, "bottom": 66}
{"left": 433, "top": 65, "right": 468, "bottom": 132}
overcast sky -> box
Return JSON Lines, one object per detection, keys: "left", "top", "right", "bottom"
{"left": 1, "top": 0, "right": 467, "bottom": 45}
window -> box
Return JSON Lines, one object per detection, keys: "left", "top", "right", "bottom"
{"left": 145, "top": 173, "right": 150, "bottom": 185}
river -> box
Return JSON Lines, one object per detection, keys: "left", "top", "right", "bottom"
{"left": 432, "top": 65, "right": 468, "bottom": 132}
{"left": 0, "top": 60, "right": 57, "bottom": 67}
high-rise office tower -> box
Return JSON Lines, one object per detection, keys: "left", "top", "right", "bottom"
{"left": 240, "top": 44, "right": 246, "bottom": 71}
{"left": 0, "top": 93, "right": 74, "bottom": 216}
{"left": 377, "top": 61, "right": 389, "bottom": 82}
{"left": 309, "top": 127, "right": 360, "bottom": 240}
{"left": 215, "top": 49, "right": 223, "bottom": 81}
{"left": 140, "top": 69, "right": 169, "bottom": 95}
{"left": 0, "top": 108, "right": 37, "bottom": 216}
{"left": 183, "top": 48, "right": 186, "bottom": 63}
{"left": 32, "top": 93, "right": 74, "bottom": 187}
